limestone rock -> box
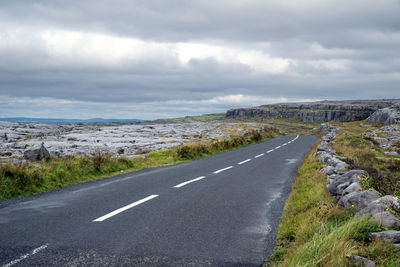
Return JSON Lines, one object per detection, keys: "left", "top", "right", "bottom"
{"left": 384, "top": 151, "right": 400, "bottom": 156}
{"left": 338, "top": 189, "right": 380, "bottom": 209}
{"left": 342, "top": 182, "right": 362, "bottom": 196}
{"left": 347, "top": 255, "right": 375, "bottom": 267}
{"left": 370, "top": 230, "right": 400, "bottom": 243}
{"left": 23, "top": 143, "right": 50, "bottom": 161}
{"left": 355, "top": 203, "right": 387, "bottom": 217}
{"left": 366, "top": 107, "right": 400, "bottom": 125}
{"left": 326, "top": 170, "right": 365, "bottom": 196}
{"left": 374, "top": 195, "right": 400, "bottom": 209}
{"left": 317, "top": 143, "right": 335, "bottom": 153}
{"left": 370, "top": 211, "right": 400, "bottom": 228}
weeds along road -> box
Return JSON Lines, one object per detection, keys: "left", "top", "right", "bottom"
{"left": 0, "top": 135, "right": 318, "bottom": 266}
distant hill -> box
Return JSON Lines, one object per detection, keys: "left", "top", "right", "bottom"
{"left": 0, "top": 117, "right": 145, "bottom": 124}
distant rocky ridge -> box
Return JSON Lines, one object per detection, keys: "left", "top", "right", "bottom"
{"left": 226, "top": 99, "right": 400, "bottom": 123}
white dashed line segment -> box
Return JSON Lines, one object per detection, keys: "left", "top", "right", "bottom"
{"left": 2, "top": 244, "right": 48, "bottom": 267}
{"left": 267, "top": 149, "right": 274, "bottom": 153}
{"left": 238, "top": 159, "right": 251, "bottom": 165}
{"left": 254, "top": 153, "right": 264, "bottom": 158}
{"left": 93, "top": 195, "right": 159, "bottom": 222}
{"left": 173, "top": 176, "right": 206, "bottom": 188}
{"left": 275, "top": 146, "right": 281, "bottom": 149}
{"left": 214, "top": 166, "right": 233, "bottom": 174}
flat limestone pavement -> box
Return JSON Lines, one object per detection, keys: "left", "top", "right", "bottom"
{"left": 0, "top": 135, "right": 318, "bottom": 266}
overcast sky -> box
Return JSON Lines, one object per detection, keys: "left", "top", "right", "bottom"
{"left": 1, "top": 0, "right": 399, "bottom": 119}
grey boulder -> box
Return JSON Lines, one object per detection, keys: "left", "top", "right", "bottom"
{"left": 327, "top": 170, "right": 365, "bottom": 196}
{"left": 355, "top": 203, "right": 387, "bottom": 217}
{"left": 338, "top": 189, "right": 380, "bottom": 209}
{"left": 370, "top": 230, "right": 400, "bottom": 243}
{"left": 370, "top": 211, "right": 400, "bottom": 228}
{"left": 347, "top": 255, "right": 375, "bottom": 267}
{"left": 23, "top": 143, "right": 51, "bottom": 161}
{"left": 317, "top": 143, "right": 335, "bottom": 153}
{"left": 342, "top": 182, "right": 362, "bottom": 196}
{"left": 374, "top": 195, "right": 400, "bottom": 209}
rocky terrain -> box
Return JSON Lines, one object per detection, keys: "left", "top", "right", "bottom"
{"left": 226, "top": 99, "right": 400, "bottom": 123}
{"left": 364, "top": 125, "right": 400, "bottom": 156}
{"left": 0, "top": 121, "right": 259, "bottom": 164}
{"left": 318, "top": 123, "right": 400, "bottom": 266}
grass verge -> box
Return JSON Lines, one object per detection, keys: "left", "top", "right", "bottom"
{"left": 0, "top": 128, "right": 279, "bottom": 200}
{"left": 266, "top": 140, "right": 400, "bottom": 266}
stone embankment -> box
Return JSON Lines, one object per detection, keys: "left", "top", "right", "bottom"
{"left": 317, "top": 123, "right": 400, "bottom": 266}
{"left": 226, "top": 99, "right": 400, "bottom": 123}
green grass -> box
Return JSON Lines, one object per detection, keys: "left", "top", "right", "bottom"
{"left": 0, "top": 128, "right": 279, "bottom": 200}
{"left": 267, "top": 125, "right": 400, "bottom": 266}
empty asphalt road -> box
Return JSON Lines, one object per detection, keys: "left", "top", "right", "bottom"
{"left": 0, "top": 134, "right": 318, "bottom": 266}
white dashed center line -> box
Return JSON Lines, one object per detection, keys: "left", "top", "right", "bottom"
{"left": 2, "top": 244, "right": 48, "bottom": 267}
{"left": 214, "top": 166, "right": 233, "bottom": 174}
{"left": 90, "top": 135, "right": 301, "bottom": 222}
{"left": 238, "top": 159, "right": 251, "bottom": 165}
{"left": 93, "top": 195, "right": 159, "bottom": 222}
{"left": 173, "top": 176, "right": 206, "bottom": 188}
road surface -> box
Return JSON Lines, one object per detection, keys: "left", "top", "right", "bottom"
{"left": 0, "top": 135, "right": 317, "bottom": 266}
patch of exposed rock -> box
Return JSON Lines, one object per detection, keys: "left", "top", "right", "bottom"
{"left": 364, "top": 125, "right": 400, "bottom": 156}
{"left": 367, "top": 106, "right": 400, "bottom": 125}
{"left": 0, "top": 121, "right": 270, "bottom": 164}
{"left": 226, "top": 99, "right": 400, "bottom": 123}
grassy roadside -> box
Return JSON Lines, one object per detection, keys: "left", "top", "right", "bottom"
{"left": 0, "top": 128, "right": 279, "bottom": 200}
{"left": 267, "top": 123, "right": 400, "bottom": 266}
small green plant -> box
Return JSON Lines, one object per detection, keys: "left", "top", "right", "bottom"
{"left": 360, "top": 175, "right": 374, "bottom": 190}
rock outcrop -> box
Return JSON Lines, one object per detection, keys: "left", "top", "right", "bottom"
{"left": 366, "top": 106, "right": 400, "bottom": 125}
{"left": 226, "top": 99, "right": 400, "bottom": 123}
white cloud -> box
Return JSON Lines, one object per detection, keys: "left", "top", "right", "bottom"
{"left": 310, "top": 43, "right": 357, "bottom": 58}
{"left": 0, "top": 24, "right": 290, "bottom": 74}
{"left": 202, "top": 94, "right": 288, "bottom": 105}
{"left": 175, "top": 43, "right": 290, "bottom": 74}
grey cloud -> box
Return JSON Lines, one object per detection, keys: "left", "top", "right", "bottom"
{"left": 0, "top": 1, "right": 399, "bottom": 119}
